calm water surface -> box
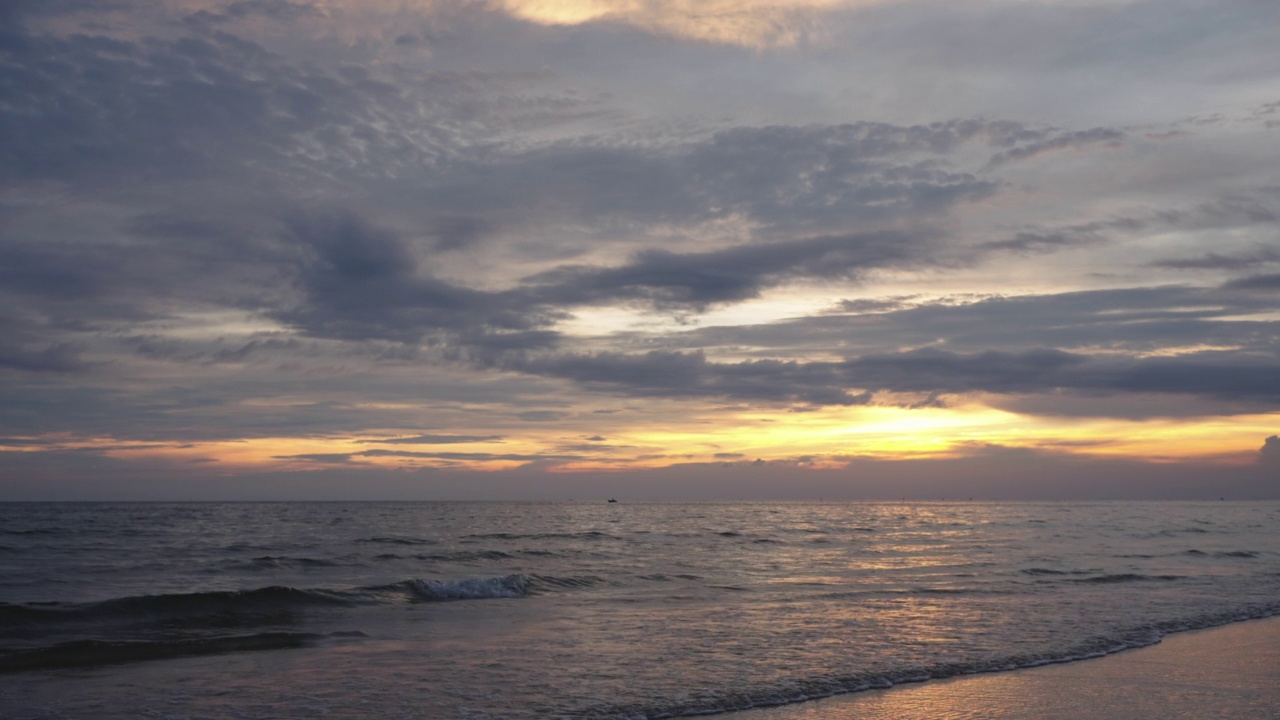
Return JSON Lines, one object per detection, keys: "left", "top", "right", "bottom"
{"left": 1, "top": 501, "right": 1278, "bottom": 719}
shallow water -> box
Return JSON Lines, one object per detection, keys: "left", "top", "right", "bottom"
{"left": 2, "top": 501, "right": 1278, "bottom": 719}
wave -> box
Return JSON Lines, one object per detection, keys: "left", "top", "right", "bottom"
{"left": 243, "top": 556, "right": 345, "bottom": 569}
{"left": 1184, "top": 549, "right": 1259, "bottom": 558}
{"left": 579, "top": 604, "right": 1280, "bottom": 720}
{"left": 389, "top": 575, "right": 532, "bottom": 601}
{"left": 434, "top": 550, "right": 517, "bottom": 562}
{"left": 3, "top": 572, "right": 608, "bottom": 631}
{"left": 1021, "top": 567, "right": 1071, "bottom": 575}
{"left": 0, "top": 527, "right": 67, "bottom": 536}
{"left": 1073, "top": 573, "right": 1183, "bottom": 584}
{"left": 375, "top": 549, "right": 572, "bottom": 563}
{"left": 0, "top": 586, "right": 356, "bottom": 630}
{"left": 463, "top": 531, "right": 619, "bottom": 541}
{"left": 0, "top": 571, "right": 601, "bottom": 673}
{"left": 0, "top": 632, "right": 325, "bottom": 673}
{"left": 0, "top": 570, "right": 606, "bottom": 633}
{"left": 356, "top": 536, "right": 439, "bottom": 546}
{"left": 372, "top": 574, "right": 603, "bottom": 601}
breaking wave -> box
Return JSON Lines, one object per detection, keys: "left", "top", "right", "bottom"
{"left": 374, "top": 574, "right": 602, "bottom": 601}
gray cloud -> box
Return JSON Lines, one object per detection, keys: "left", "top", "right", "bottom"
{"left": 359, "top": 434, "right": 505, "bottom": 445}
{"left": 649, "top": 285, "right": 1279, "bottom": 363}
{"left": 3, "top": 0, "right": 1279, "bottom": 497}
{"left": 1224, "top": 273, "right": 1280, "bottom": 291}
{"left": 506, "top": 350, "right": 873, "bottom": 406}
{"left": 0, "top": 341, "right": 88, "bottom": 373}
{"left": 985, "top": 127, "right": 1126, "bottom": 168}
{"left": 1261, "top": 436, "right": 1280, "bottom": 465}
{"left": 273, "top": 211, "right": 536, "bottom": 343}
{"left": 275, "top": 448, "right": 585, "bottom": 464}
{"left": 1153, "top": 248, "right": 1280, "bottom": 270}
{"left": 500, "top": 344, "right": 1280, "bottom": 409}
{"left": 525, "top": 230, "right": 932, "bottom": 310}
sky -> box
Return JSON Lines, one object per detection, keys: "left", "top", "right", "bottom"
{"left": 1, "top": 0, "right": 1278, "bottom": 500}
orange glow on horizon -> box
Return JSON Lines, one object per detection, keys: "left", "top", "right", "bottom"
{"left": 4, "top": 402, "right": 1274, "bottom": 473}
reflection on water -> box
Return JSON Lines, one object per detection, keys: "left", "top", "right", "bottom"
{"left": 740, "top": 617, "right": 1280, "bottom": 720}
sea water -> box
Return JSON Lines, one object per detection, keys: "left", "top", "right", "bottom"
{"left": 1, "top": 501, "right": 1278, "bottom": 719}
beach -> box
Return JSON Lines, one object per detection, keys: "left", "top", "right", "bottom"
{"left": 721, "top": 615, "right": 1280, "bottom": 720}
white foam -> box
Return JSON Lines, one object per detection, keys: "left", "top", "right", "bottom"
{"left": 406, "top": 574, "right": 532, "bottom": 600}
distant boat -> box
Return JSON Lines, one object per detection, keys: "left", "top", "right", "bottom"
{"left": 607, "top": 498, "right": 618, "bottom": 503}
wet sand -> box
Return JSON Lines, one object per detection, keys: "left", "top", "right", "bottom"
{"left": 712, "top": 616, "right": 1280, "bottom": 720}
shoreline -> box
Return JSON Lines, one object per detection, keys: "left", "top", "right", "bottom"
{"left": 700, "top": 615, "right": 1280, "bottom": 720}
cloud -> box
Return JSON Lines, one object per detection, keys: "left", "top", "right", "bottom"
{"left": 507, "top": 349, "right": 871, "bottom": 406}
{"left": 1261, "top": 435, "right": 1280, "bottom": 465}
{"left": 0, "top": 342, "right": 89, "bottom": 373}
{"left": 1153, "top": 248, "right": 1280, "bottom": 270}
{"left": 657, "top": 284, "right": 1280, "bottom": 363}
{"left": 516, "top": 410, "right": 571, "bottom": 422}
{"left": 493, "top": 0, "right": 873, "bottom": 47}
{"left": 525, "top": 230, "right": 932, "bottom": 310}
{"left": 979, "top": 217, "right": 1146, "bottom": 254}
{"left": 500, "top": 344, "right": 1280, "bottom": 409}
{"left": 1224, "top": 273, "right": 1280, "bottom": 291}
{"left": 985, "top": 127, "right": 1125, "bottom": 168}
{"left": 185, "top": 0, "right": 320, "bottom": 25}
{"left": 273, "top": 210, "right": 562, "bottom": 344}
{"left": 418, "top": 120, "right": 1009, "bottom": 250}
{"left": 3, "top": 0, "right": 1279, "bottom": 497}
{"left": 275, "top": 453, "right": 363, "bottom": 464}
{"left": 359, "top": 434, "right": 505, "bottom": 444}
{"left": 274, "top": 448, "right": 586, "bottom": 464}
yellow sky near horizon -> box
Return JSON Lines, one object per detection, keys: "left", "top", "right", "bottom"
{"left": 6, "top": 401, "right": 1273, "bottom": 474}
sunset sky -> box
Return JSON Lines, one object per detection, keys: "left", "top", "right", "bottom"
{"left": 1, "top": 0, "right": 1278, "bottom": 499}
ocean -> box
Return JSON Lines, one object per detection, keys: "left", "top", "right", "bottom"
{"left": 1, "top": 500, "right": 1278, "bottom": 719}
